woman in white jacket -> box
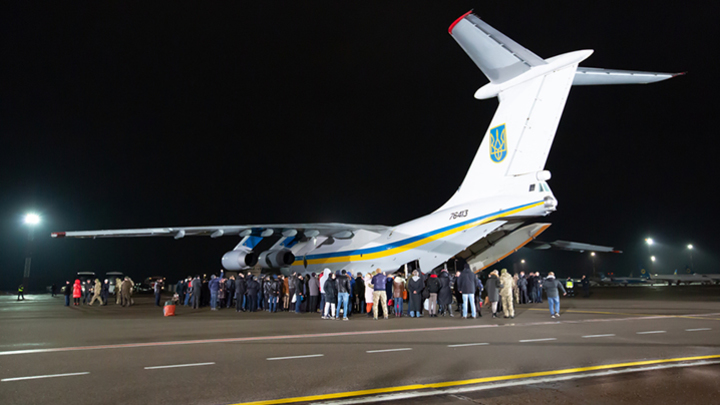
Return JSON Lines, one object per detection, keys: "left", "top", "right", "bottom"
{"left": 364, "top": 273, "right": 374, "bottom": 317}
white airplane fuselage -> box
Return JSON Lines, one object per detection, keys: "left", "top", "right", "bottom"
{"left": 284, "top": 189, "right": 555, "bottom": 275}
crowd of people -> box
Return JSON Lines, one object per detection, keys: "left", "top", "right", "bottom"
{"left": 63, "top": 277, "right": 137, "bottom": 307}
{"left": 59, "top": 265, "right": 581, "bottom": 319}
{"left": 167, "top": 265, "right": 575, "bottom": 319}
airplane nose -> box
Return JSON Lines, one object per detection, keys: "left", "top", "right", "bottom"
{"left": 544, "top": 195, "right": 558, "bottom": 211}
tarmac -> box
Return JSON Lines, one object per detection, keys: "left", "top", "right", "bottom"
{"left": 1, "top": 286, "right": 719, "bottom": 405}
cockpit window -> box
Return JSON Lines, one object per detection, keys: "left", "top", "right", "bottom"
{"left": 529, "top": 184, "right": 535, "bottom": 192}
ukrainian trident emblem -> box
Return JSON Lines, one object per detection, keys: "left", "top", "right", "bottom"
{"left": 489, "top": 124, "right": 507, "bottom": 163}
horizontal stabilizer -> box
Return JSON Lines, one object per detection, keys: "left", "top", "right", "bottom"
{"left": 527, "top": 239, "right": 621, "bottom": 253}
{"left": 449, "top": 11, "right": 546, "bottom": 84}
{"left": 573, "top": 68, "right": 684, "bottom": 86}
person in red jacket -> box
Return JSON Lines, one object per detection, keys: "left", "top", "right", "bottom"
{"left": 72, "top": 279, "right": 82, "bottom": 306}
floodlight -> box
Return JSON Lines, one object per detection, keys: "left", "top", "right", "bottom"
{"left": 24, "top": 213, "right": 40, "bottom": 225}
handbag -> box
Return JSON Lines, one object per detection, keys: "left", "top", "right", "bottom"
{"left": 422, "top": 288, "right": 430, "bottom": 299}
{"left": 403, "top": 290, "right": 408, "bottom": 300}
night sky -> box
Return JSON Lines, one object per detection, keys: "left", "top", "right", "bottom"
{"left": 2, "top": 2, "right": 716, "bottom": 291}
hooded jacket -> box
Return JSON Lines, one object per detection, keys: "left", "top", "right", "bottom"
{"left": 72, "top": 280, "right": 82, "bottom": 298}
{"left": 319, "top": 269, "right": 331, "bottom": 294}
{"left": 500, "top": 271, "right": 514, "bottom": 297}
{"left": 364, "top": 274, "right": 374, "bottom": 302}
{"left": 457, "top": 267, "right": 476, "bottom": 294}
{"left": 438, "top": 272, "right": 453, "bottom": 306}
{"left": 324, "top": 277, "right": 338, "bottom": 302}
{"left": 542, "top": 276, "right": 566, "bottom": 298}
{"left": 427, "top": 275, "right": 440, "bottom": 293}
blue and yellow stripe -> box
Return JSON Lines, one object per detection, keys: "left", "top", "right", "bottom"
{"left": 292, "top": 200, "right": 544, "bottom": 266}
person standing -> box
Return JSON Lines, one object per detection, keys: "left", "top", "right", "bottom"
{"left": 474, "top": 275, "right": 484, "bottom": 317}
{"left": 438, "top": 269, "right": 453, "bottom": 317}
{"left": 115, "top": 278, "right": 123, "bottom": 305}
{"left": 427, "top": 273, "right": 440, "bottom": 317}
{"left": 458, "top": 265, "right": 477, "bottom": 319}
{"left": 407, "top": 270, "right": 424, "bottom": 318}
{"left": 235, "top": 274, "right": 246, "bottom": 312}
{"left": 62, "top": 281, "right": 71, "bottom": 306}
{"left": 542, "top": 272, "right": 567, "bottom": 318}
{"left": 17, "top": 284, "right": 25, "bottom": 301}
{"left": 246, "top": 276, "right": 259, "bottom": 312}
{"left": 191, "top": 275, "right": 202, "bottom": 309}
{"left": 453, "top": 271, "right": 463, "bottom": 312}
{"left": 581, "top": 275, "right": 590, "bottom": 298}
{"left": 392, "top": 275, "right": 405, "bottom": 317}
{"left": 226, "top": 276, "right": 235, "bottom": 308}
{"left": 294, "top": 274, "right": 305, "bottom": 313}
{"left": 101, "top": 279, "right": 110, "bottom": 305}
{"left": 208, "top": 275, "right": 220, "bottom": 311}
{"left": 517, "top": 272, "right": 529, "bottom": 304}
{"left": 280, "top": 275, "right": 289, "bottom": 311}
{"left": 51, "top": 284, "right": 57, "bottom": 297}
{"left": 512, "top": 274, "right": 520, "bottom": 305}
{"left": 485, "top": 270, "right": 503, "bottom": 318}
{"left": 499, "top": 269, "right": 515, "bottom": 319}
{"left": 535, "top": 272, "right": 544, "bottom": 304}
{"left": 120, "top": 277, "right": 133, "bottom": 307}
{"left": 371, "top": 269, "right": 389, "bottom": 320}
{"left": 354, "top": 273, "right": 365, "bottom": 313}
{"left": 176, "top": 279, "right": 185, "bottom": 304}
{"left": 154, "top": 279, "right": 164, "bottom": 307}
{"left": 319, "top": 269, "right": 330, "bottom": 314}
{"left": 89, "top": 278, "right": 104, "bottom": 306}
{"left": 336, "top": 270, "right": 351, "bottom": 320}
{"left": 323, "top": 272, "right": 338, "bottom": 320}
{"left": 308, "top": 273, "right": 320, "bottom": 313}
{"left": 526, "top": 272, "right": 536, "bottom": 303}
{"left": 364, "top": 273, "right": 374, "bottom": 317}
{"left": 72, "top": 279, "right": 82, "bottom": 306}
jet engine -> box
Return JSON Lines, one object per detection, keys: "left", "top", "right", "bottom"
{"left": 221, "top": 249, "right": 259, "bottom": 270}
{"left": 258, "top": 249, "right": 295, "bottom": 269}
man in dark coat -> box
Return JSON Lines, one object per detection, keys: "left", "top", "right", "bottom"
{"left": 235, "top": 274, "right": 246, "bottom": 312}
{"left": 457, "top": 265, "right": 477, "bottom": 318}
{"left": 354, "top": 273, "right": 365, "bottom": 313}
{"left": 517, "top": 272, "right": 529, "bottom": 304}
{"left": 427, "top": 273, "right": 441, "bottom": 317}
{"left": 246, "top": 276, "right": 260, "bottom": 312}
{"left": 192, "top": 275, "right": 202, "bottom": 309}
{"left": 294, "top": 274, "right": 304, "bottom": 313}
{"left": 526, "top": 273, "right": 536, "bottom": 303}
{"left": 308, "top": 273, "right": 319, "bottom": 313}
{"left": 407, "top": 270, "right": 424, "bottom": 317}
{"left": 438, "top": 270, "right": 453, "bottom": 317}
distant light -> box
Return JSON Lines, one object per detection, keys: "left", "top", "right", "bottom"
{"left": 24, "top": 213, "right": 40, "bottom": 225}
{"left": 591, "top": 252, "right": 596, "bottom": 257}
{"left": 651, "top": 256, "right": 656, "bottom": 262}
{"left": 646, "top": 238, "right": 654, "bottom": 246}
{"left": 521, "top": 259, "right": 526, "bottom": 264}
{"left": 687, "top": 244, "right": 693, "bottom": 250}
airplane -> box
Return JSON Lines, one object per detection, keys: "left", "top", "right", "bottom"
{"left": 597, "top": 270, "right": 652, "bottom": 286}
{"left": 648, "top": 269, "right": 720, "bottom": 286}
{"left": 50, "top": 11, "right": 681, "bottom": 277}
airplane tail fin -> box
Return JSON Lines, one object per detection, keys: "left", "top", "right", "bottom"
{"left": 640, "top": 268, "right": 650, "bottom": 279}
{"left": 438, "top": 12, "right": 682, "bottom": 211}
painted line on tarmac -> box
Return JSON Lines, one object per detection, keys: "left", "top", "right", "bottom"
{"left": 267, "top": 354, "right": 324, "bottom": 361}
{"left": 447, "top": 343, "right": 489, "bottom": 348}
{"left": 226, "top": 354, "right": 720, "bottom": 405}
{"left": 637, "top": 330, "right": 666, "bottom": 335}
{"left": 685, "top": 328, "right": 712, "bottom": 332}
{"left": 144, "top": 362, "right": 215, "bottom": 370}
{"left": 366, "top": 348, "right": 412, "bottom": 353}
{"left": 0, "top": 312, "right": 712, "bottom": 357}
{"left": 527, "top": 309, "right": 720, "bottom": 320}
{"left": 519, "top": 338, "right": 556, "bottom": 343}
{"left": 582, "top": 334, "right": 616, "bottom": 338}
{"left": 1, "top": 372, "right": 89, "bottom": 382}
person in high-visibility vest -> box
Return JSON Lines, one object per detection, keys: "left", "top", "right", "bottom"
{"left": 565, "top": 278, "right": 575, "bottom": 297}
{"left": 17, "top": 284, "right": 25, "bottom": 301}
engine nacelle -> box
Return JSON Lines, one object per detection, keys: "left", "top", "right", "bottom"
{"left": 221, "top": 249, "right": 258, "bottom": 270}
{"left": 258, "top": 249, "right": 295, "bottom": 269}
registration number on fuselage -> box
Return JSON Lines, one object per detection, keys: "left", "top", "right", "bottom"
{"left": 449, "top": 210, "right": 468, "bottom": 220}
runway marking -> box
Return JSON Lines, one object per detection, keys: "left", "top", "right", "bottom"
{"left": 527, "top": 308, "right": 720, "bottom": 320}
{"left": 636, "top": 330, "right": 666, "bottom": 335}
{"left": 227, "top": 354, "right": 720, "bottom": 405}
{"left": 267, "top": 354, "right": 323, "bottom": 361}
{"left": 1, "top": 372, "right": 89, "bottom": 382}
{"left": 366, "top": 348, "right": 412, "bottom": 353}
{"left": 581, "top": 334, "right": 615, "bottom": 338}
{"left": 685, "top": 328, "right": 712, "bottom": 332}
{"left": 519, "top": 338, "right": 556, "bottom": 343}
{"left": 144, "top": 362, "right": 215, "bottom": 369}
{"left": 3, "top": 312, "right": 718, "bottom": 357}
{"left": 447, "top": 343, "right": 489, "bottom": 348}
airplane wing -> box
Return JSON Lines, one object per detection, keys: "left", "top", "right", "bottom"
{"left": 51, "top": 223, "right": 390, "bottom": 240}
{"left": 573, "top": 68, "right": 685, "bottom": 85}
{"left": 526, "top": 239, "right": 621, "bottom": 253}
